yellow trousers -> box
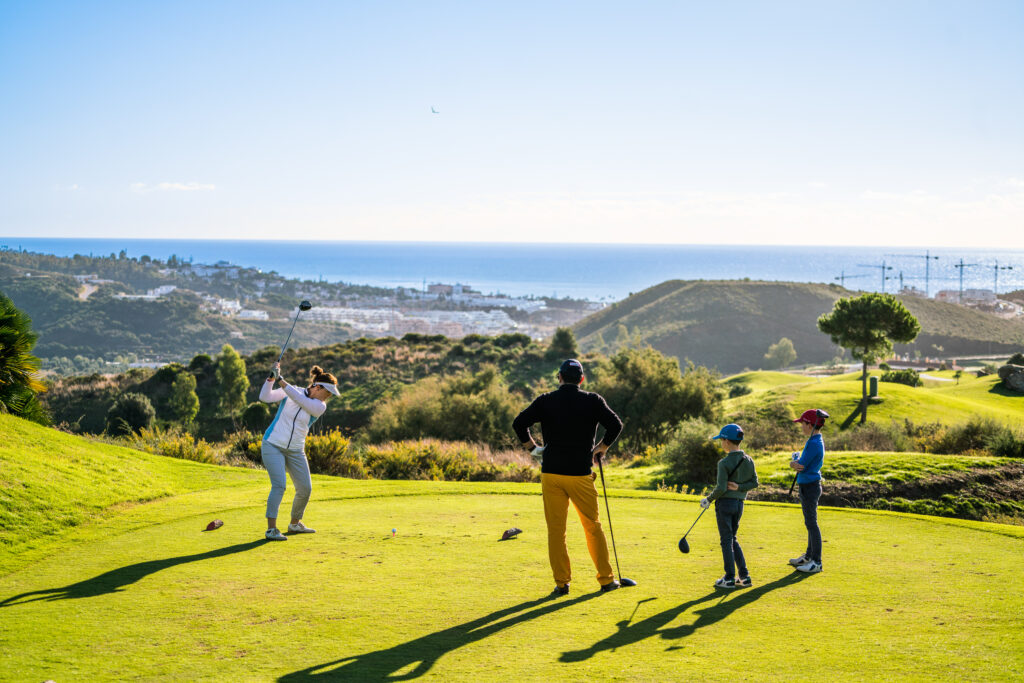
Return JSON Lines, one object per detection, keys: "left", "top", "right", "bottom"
{"left": 542, "top": 472, "right": 615, "bottom": 587}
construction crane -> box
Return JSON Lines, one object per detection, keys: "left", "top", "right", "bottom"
{"left": 886, "top": 251, "right": 940, "bottom": 297}
{"left": 857, "top": 261, "right": 894, "bottom": 293}
{"left": 953, "top": 258, "right": 981, "bottom": 303}
{"left": 992, "top": 260, "right": 1014, "bottom": 295}
{"left": 834, "top": 271, "right": 871, "bottom": 288}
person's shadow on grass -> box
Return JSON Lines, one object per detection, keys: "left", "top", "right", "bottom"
{"left": 278, "top": 592, "right": 600, "bottom": 681}
{"left": 0, "top": 540, "right": 266, "bottom": 607}
{"left": 560, "top": 571, "right": 811, "bottom": 663}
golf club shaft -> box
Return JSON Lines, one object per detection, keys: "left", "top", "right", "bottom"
{"left": 788, "top": 473, "right": 797, "bottom": 496}
{"left": 597, "top": 458, "right": 624, "bottom": 581}
{"left": 275, "top": 312, "right": 302, "bottom": 365}
{"left": 682, "top": 505, "right": 708, "bottom": 539}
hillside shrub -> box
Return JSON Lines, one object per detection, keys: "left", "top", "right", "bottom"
{"left": 726, "top": 399, "right": 797, "bottom": 450}
{"left": 986, "top": 429, "right": 1024, "bottom": 459}
{"left": 660, "top": 419, "right": 721, "bottom": 491}
{"left": 123, "top": 426, "right": 219, "bottom": 464}
{"left": 829, "top": 421, "right": 912, "bottom": 452}
{"left": 594, "top": 349, "right": 724, "bottom": 452}
{"left": 880, "top": 368, "right": 922, "bottom": 387}
{"left": 306, "top": 430, "right": 365, "bottom": 478}
{"left": 224, "top": 430, "right": 262, "bottom": 464}
{"left": 357, "top": 439, "right": 537, "bottom": 482}
{"left": 366, "top": 366, "right": 519, "bottom": 449}
{"left": 1008, "top": 352, "right": 1024, "bottom": 366}
{"left": 927, "top": 417, "right": 1006, "bottom": 454}
{"left": 728, "top": 383, "right": 752, "bottom": 398}
{"left": 241, "top": 401, "right": 271, "bottom": 431}
{"left": 105, "top": 392, "right": 155, "bottom": 435}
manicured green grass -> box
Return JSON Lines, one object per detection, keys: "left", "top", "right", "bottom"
{"left": 2, "top": 417, "right": 1023, "bottom": 681}
{"left": 726, "top": 371, "right": 1024, "bottom": 427}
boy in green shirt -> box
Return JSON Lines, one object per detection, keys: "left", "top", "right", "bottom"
{"left": 701, "top": 423, "right": 759, "bottom": 588}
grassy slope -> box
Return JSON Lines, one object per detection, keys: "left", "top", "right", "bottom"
{"left": 2, "top": 417, "right": 1023, "bottom": 680}
{"left": 727, "top": 370, "right": 1024, "bottom": 427}
{"left": 574, "top": 280, "right": 1024, "bottom": 374}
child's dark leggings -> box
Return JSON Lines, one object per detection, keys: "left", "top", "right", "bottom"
{"left": 799, "top": 482, "right": 822, "bottom": 563}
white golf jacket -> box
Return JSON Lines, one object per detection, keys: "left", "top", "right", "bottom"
{"left": 259, "top": 380, "right": 327, "bottom": 451}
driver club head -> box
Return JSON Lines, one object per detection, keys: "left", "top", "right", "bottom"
{"left": 619, "top": 577, "right": 638, "bottom": 587}
{"left": 298, "top": 300, "right": 313, "bottom": 311}
{"left": 678, "top": 537, "right": 691, "bottom": 554}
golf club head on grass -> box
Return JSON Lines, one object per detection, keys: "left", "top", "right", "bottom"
{"left": 678, "top": 537, "right": 690, "bottom": 554}
{"left": 619, "top": 577, "right": 638, "bottom": 587}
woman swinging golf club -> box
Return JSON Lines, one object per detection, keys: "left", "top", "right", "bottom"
{"left": 259, "top": 362, "right": 340, "bottom": 541}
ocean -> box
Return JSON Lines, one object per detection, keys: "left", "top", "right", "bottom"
{"left": 3, "top": 237, "right": 1023, "bottom": 301}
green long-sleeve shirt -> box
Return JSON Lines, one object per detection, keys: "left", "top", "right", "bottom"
{"left": 707, "top": 450, "right": 759, "bottom": 502}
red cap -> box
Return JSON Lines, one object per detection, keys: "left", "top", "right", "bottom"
{"left": 794, "top": 409, "right": 828, "bottom": 428}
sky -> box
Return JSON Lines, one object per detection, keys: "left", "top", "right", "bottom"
{"left": 1, "top": 1, "right": 1022, "bottom": 246}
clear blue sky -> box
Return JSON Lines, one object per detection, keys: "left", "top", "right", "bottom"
{"left": 2, "top": 1, "right": 1022, "bottom": 246}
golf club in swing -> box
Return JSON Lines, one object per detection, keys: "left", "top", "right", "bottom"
{"left": 677, "top": 505, "right": 709, "bottom": 554}
{"left": 269, "top": 300, "right": 313, "bottom": 379}
{"left": 596, "top": 455, "right": 637, "bottom": 587}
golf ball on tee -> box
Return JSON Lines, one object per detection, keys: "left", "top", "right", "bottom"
{"left": 392, "top": 528, "right": 397, "bottom": 536}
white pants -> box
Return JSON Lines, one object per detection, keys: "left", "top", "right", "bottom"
{"left": 262, "top": 441, "right": 312, "bottom": 521}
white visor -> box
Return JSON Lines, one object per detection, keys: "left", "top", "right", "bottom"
{"left": 315, "top": 381, "right": 340, "bottom": 397}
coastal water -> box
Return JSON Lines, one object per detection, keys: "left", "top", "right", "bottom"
{"left": 3, "top": 237, "right": 1024, "bottom": 301}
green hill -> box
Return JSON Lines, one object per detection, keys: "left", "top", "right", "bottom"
{"left": 1, "top": 414, "right": 1022, "bottom": 680}
{"left": 575, "top": 280, "right": 1024, "bottom": 373}
{"left": 725, "top": 369, "right": 1024, "bottom": 428}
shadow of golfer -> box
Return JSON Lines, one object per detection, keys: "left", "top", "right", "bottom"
{"left": 279, "top": 592, "right": 600, "bottom": 681}
{"left": 0, "top": 540, "right": 266, "bottom": 608}
{"left": 560, "top": 571, "right": 810, "bottom": 662}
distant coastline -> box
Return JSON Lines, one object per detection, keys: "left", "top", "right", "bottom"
{"left": 3, "top": 237, "right": 1023, "bottom": 301}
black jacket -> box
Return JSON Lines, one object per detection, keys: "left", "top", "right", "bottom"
{"left": 512, "top": 384, "right": 623, "bottom": 476}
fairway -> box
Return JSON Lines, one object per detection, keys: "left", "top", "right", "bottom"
{"left": 2, "top": 481, "right": 1023, "bottom": 681}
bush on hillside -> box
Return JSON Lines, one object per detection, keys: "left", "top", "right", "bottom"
{"left": 987, "top": 429, "right": 1024, "bottom": 459}
{"left": 1008, "top": 352, "right": 1024, "bottom": 366}
{"left": 660, "top": 419, "right": 722, "bottom": 491}
{"left": 594, "top": 349, "right": 724, "bottom": 452}
{"left": 545, "top": 327, "right": 579, "bottom": 361}
{"left": 726, "top": 399, "right": 797, "bottom": 450}
{"left": 122, "top": 426, "right": 219, "bottom": 464}
{"left": 925, "top": 417, "right": 1006, "bottom": 455}
{"left": 105, "top": 392, "right": 155, "bottom": 435}
{"left": 361, "top": 440, "right": 537, "bottom": 482}
{"left": 241, "top": 401, "right": 271, "bottom": 431}
{"left": 305, "top": 430, "right": 365, "bottom": 478}
{"left": 366, "top": 366, "right": 519, "bottom": 449}
{"left": 829, "top": 421, "right": 913, "bottom": 452}
{"left": 224, "top": 430, "right": 263, "bottom": 464}
{"left": 880, "top": 368, "right": 922, "bottom": 387}
{"left": 728, "top": 382, "right": 752, "bottom": 398}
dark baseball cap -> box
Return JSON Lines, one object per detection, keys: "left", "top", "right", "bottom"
{"left": 559, "top": 358, "right": 583, "bottom": 379}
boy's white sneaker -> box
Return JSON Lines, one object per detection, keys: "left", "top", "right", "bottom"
{"left": 795, "top": 559, "right": 822, "bottom": 573}
{"left": 265, "top": 528, "right": 288, "bottom": 541}
{"left": 788, "top": 554, "right": 810, "bottom": 566}
{"left": 287, "top": 522, "right": 316, "bottom": 534}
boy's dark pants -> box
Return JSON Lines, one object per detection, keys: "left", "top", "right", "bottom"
{"left": 714, "top": 498, "right": 748, "bottom": 580}
{"left": 799, "top": 482, "right": 823, "bottom": 563}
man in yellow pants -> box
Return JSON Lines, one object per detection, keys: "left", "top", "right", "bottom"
{"left": 513, "top": 359, "right": 624, "bottom": 596}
